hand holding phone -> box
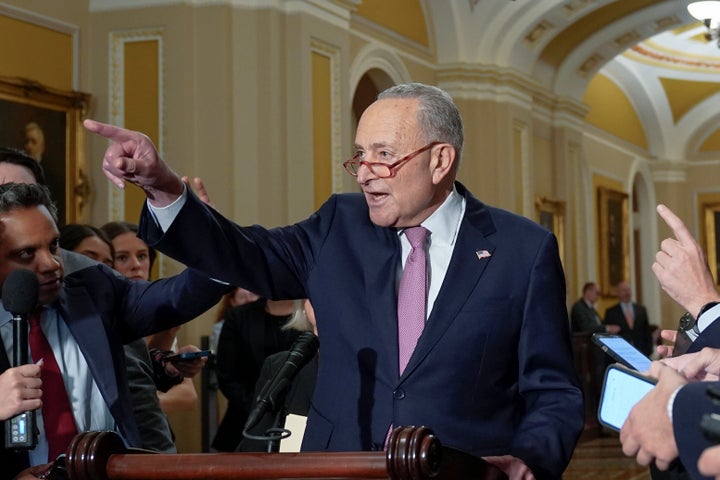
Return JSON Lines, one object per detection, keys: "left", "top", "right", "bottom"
{"left": 592, "top": 333, "right": 652, "bottom": 371}
{"left": 598, "top": 364, "right": 656, "bottom": 431}
{"left": 163, "top": 349, "right": 212, "bottom": 362}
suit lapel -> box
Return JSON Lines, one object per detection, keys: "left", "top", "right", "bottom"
{"left": 401, "top": 188, "right": 497, "bottom": 378}
{"left": 57, "top": 284, "right": 120, "bottom": 409}
{"left": 364, "top": 227, "right": 401, "bottom": 374}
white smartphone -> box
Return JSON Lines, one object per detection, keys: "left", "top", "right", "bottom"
{"left": 598, "top": 364, "right": 656, "bottom": 431}
{"left": 592, "top": 333, "right": 652, "bottom": 371}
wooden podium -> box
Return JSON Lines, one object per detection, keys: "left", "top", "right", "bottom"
{"left": 64, "top": 426, "right": 507, "bottom": 480}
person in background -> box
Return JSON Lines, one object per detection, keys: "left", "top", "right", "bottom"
{"left": 605, "top": 281, "right": 653, "bottom": 356}
{"left": 239, "top": 299, "right": 318, "bottom": 452}
{"left": 212, "top": 296, "right": 299, "bottom": 452}
{"left": 58, "top": 223, "right": 176, "bottom": 453}
{"left": 87, "top": 82, "right": 583, "bottom": 480}
{"left": 209, "top": 287, "right": 260, "bottom": 354}
{"left": 569, "top": 281, "right": 620, "bottom": 417}
{"left": 0, "top": 148, "right": 176, "bottom": 455}
{"left": 0, "top": 182, "right": 227, "bottom": 478}
{"left": 100, "top": 221, "right": 204, "bottom": 414}
{"left": 570, "top": 282, "right": 621, "bottom": 335}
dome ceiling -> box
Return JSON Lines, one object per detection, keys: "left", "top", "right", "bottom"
{"left": 422, "top": 0, "right": 720, "bottom": 157}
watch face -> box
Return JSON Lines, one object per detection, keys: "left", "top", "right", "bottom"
{"left": 679, "top": 312, "right": 696, "bottom": 331}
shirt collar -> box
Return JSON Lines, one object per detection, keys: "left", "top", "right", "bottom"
{"left": 0, "top": 303, "right": 11, "bottom": 328}
{"left": 398, "top": 186, "right": 465, "bottom": 246}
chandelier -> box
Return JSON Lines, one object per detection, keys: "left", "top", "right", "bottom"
{"left": 687, "top": 1, "right": 720, "bottom": 47}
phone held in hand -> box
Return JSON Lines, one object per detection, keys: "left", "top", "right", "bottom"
{"left": 598, "top": 364, "right": 656, "bottom": 432}
{"left": 163, "top": 349, "right": 212, "bottom": 361}
{"left": 592, "top": 333, "right": 652, "bottom": 371}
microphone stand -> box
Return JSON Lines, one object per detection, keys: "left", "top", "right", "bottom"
{"left": 264, "top": 389, "right": 290, "bottom": 453}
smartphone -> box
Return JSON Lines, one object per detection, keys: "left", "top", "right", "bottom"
{"left": 163, "top": 350, "right": 212, "bottom": 361}
{"left": 592, "top": 333, "right": 652, "bottom": 371}
{"left": 598, "top": 364, "right": 656, "bottom": 431}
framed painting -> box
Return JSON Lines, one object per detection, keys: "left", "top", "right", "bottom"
{"left": 0, "top": 76, "right": 91, "bottom": 225}
{"left": 535, "top": 196, "right": 565, "bottom": 262}
{"left": 597, "top": 186, "right": 630, "bottom": 296}
{"left": 703, "top": 202, "right": 720, "bottom": 287}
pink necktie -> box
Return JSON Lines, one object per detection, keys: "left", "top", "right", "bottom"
{"left": 29, "top": 310, "right": 78, "bottom": 460}
{"left": 397, "top": 226, "right": 429, "bottom": 374}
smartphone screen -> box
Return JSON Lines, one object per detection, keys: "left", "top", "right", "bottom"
{"left": 164, "top": 350, "right": 212, "bottom": 361}
{"left": 592, "top": 333, "right": 652, "bottom": 371}
{"left": 598, "top": 365, "right": 656, "bottom": 431}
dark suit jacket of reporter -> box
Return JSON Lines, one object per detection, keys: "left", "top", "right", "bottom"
{"left": 62, "top": 250, "right": 175, "bottom": 453}
{"left": 0, "top": 262, "right": 226, "bottom": 477}
{"left": 604, "top": 302, "right": 652, "bottom": 356}
{"left": 139, "top": 182, "right": 584, "bottom": 479}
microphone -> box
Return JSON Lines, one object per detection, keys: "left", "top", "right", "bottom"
{"left": 2, "top": 268, "right": 39, "bottom": 449}
{"left": 3, "top": 269, "right": 39, "bottom": 367}
{"left": 244, "top": 331, "right": 319, "bottom": 433}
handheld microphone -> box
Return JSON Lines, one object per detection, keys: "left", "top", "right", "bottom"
{"left": 244, "top": 332, "right": 319, "bottom": 433}
{"left": 2, "top": 268, "right": 40, "bottom": 450}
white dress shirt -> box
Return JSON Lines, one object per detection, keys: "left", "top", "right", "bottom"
{"left": 0, "top": 304, "right": 115, "bottom": 464}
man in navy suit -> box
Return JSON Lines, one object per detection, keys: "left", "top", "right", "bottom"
{"left": 86, "top": 82, "right": 584, "bottom": 479}
{"left": 0, "top": 182, "right": 227, "bottom": 478}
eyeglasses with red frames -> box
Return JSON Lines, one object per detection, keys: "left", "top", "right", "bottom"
{"left": 343, "top": 141, "right": 441, "bottom": 178}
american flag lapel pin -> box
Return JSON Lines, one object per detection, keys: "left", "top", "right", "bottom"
{"left": 476, "top": 249, "right": 492, "bottom": 260}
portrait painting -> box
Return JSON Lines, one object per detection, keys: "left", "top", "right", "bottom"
{"left": 535, "top": 196, "right": 566, "bottom": 263}
{"left": 597, "top": 187, "right": 629, "bottom": 296}
{"left": 0, "top": 77, "right": 91, "bottom": 225}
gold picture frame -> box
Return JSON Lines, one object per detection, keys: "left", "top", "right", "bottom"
{"left": 597, "top": 187, "right": 630, "bottom": 296}
{"left": 535, "top": 196, "right": 566, "bottom": 262}
{"left": 703, "top": 202, "right": 720, "bottom": 287}
{"left": 0, "top": 76, "right": 91, "bottom": 225}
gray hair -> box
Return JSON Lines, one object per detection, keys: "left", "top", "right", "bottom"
{"left": 0, "top": 182, "right": 57, "bottom": 223}
{"left": 378, "top": 83, "right": 464, "bottom": 166}
{"left": 282, "top": 299, "right": 314, "bottom": 333}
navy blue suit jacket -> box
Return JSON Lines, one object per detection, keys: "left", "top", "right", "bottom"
{"left": 0, "top": 263, "right": 226, "bottom": 477}
{"left": 140, "top": 182, "right": 584, "bottom": 479}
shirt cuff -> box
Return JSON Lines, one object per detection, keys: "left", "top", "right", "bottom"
{"left": 697, "top": 304, "right": 720, "bottom": 334}
{"left": 146, "top": 184, "right": 187, "bottom": 233}
{"left": 667, "top": 385, "right": 683, "bottom": 422}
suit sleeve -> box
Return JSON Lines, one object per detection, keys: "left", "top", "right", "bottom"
{"left": 511, "top": 233, "right": 585, "bottom": 479}
{"left": 138, "top": 188, "right": 311, "bottom": 301}
{"left": 673, "top": 382, "right": 718, "bottom": 480}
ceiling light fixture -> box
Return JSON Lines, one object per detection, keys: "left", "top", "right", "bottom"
{"left": 687, "top": 1, "right": 720, "bottom": 46}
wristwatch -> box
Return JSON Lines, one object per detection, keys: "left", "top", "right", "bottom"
{"left": 679, "top": 311, "right": 699, "bottom": 335}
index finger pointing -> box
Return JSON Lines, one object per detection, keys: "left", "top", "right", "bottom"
{"left": 657, "top": 204, "right": 694, "bottom": 246}
{"left": 83, "top": 119, "right": 137, "bottom": 143}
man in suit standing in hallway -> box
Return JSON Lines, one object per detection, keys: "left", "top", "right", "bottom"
{"left": 85, "top": 82, "right": 584, "bottom": 480}
{"left": 571, "top": 281, "right": 621, "bottom": 335}
{"left": 604, "top": 281, "right": 653, "bottom": 356}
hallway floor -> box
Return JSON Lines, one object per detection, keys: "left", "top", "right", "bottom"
{"left": 564, "top": 434, "right": 651, "bottom": 479}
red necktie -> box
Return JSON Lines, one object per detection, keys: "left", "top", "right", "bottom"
{"left": 28, "top": 310, "right": 78, "bottom": 460}
{"left": 397, "top": 227, "right": 429, "bottom": 374}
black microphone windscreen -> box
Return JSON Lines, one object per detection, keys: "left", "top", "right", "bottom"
{"left": 2, "top": 269, "right": 39, "bottom": 314}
